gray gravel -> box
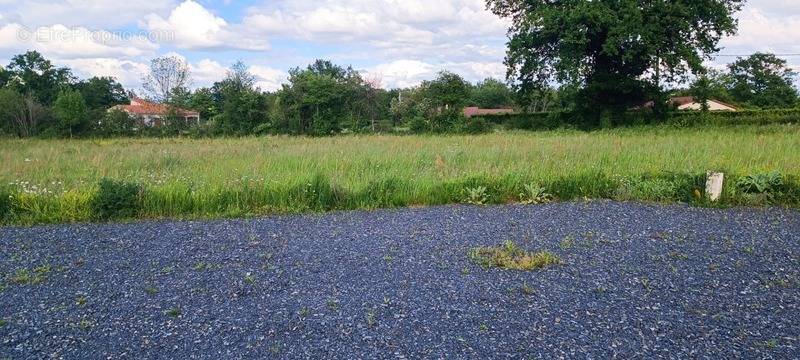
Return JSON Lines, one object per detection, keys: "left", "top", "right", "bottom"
{"left": 1, "top": 201, "right": 799, "bottom": 359}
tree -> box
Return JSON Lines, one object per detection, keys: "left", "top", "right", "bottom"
{"left": 469, "top": 78, "right": 514, "bottom": 109}
{"left": 53, "top": 88, "right": 88, "bottom": 137}
{"left": 142, "top": 56, "right": 192, "bottom": 103}
{"left": 728, "top": 53, "right": 798, "bottom": 108}
{"left": 4, "top": 51, "right": 74, "bottom": 105}
{"left": 279, "top": 60, "right": 366, "bottom": 135}
{"left": 96, "top": 109, "right": 136, "bottom": 137}
{"left": 213, "top": 61, "right": 268, "bottom": 135}
{"left": 75, "top": 76, "right": 128, "bottom": 109}
{"left": 486, "top": 0, "right": 744, "bottom": 120}
{"left": 0, "top": 88, "right": 48, "bottom": 137}
{"left": 421, "top": 71, "right": 470, "bottom": 110}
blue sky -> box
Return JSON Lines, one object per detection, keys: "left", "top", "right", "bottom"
{"left": 0, "top": 0, "right": 798, "bottom": 91}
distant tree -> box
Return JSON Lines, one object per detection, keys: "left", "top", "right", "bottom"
{"left": 142, "top": 56, "right": 192, "bottom": 103}
{"left": 0, "top": 89, "right": 48, "bottom": 137}
{"left": 279, "top": 60, "right": 365, "bottom": 135}
{"left": 4, "top": 51, "right": 74, "bottom": 105}
{"left": 469, "top": 78, "right": 514, "bottom": 109}
{"left": 486, "top": 0, "right": 744, "bottom": 120}
{"left": 75, "top": 76, "right": 128, "bottom": 109}
{"left": 95, "top": 109, "right": 136, "bottom": 137}
{"left": 53, "top": 88, "right": 88, "bottom": 137}
{"left": 189, "top": 87, "right": 218, "bottom": 121}
{"left": 214, "top": 61, "right": 268, "bottom": 135}
{"left": 421, "top": 71, "right": 470, "bottom": 111}
{"left": 728, "top": 53, "right": 798, "bottom": 108}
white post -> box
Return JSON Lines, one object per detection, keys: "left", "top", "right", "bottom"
{"left": 705, "top": 171, "right": 724, "bottom": 202}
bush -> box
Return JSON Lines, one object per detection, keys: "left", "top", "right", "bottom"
{"left": 408, "top": 116, "right": 429, "bottom": 133}
{"left": 460, "top": 117, "right": 492, "bottom": 134}
{"left": 736, "top": 171, "right": 784, "bottom": 194}
{"left": 91, "top": 179, "right": 142, "bottom": 220}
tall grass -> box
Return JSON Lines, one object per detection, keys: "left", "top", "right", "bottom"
{"left": 1, "top": 125, "right": 799, "bottom": 224}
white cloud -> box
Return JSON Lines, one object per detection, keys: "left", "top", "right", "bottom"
{"left": 61, "top": 58, "right": 149, "bottom": 86}
{"left": 365, "top": 59, "right": 505, "bottom": 88}
{"left": 0, "top": 23, "right": 159, "bottom": 59}
{"left": 249, "top": 65, "right": 288, "bottom": 91}
{"left": 242, "top": 0, "right": 507, "bottom": 55}
{"left": 0, "top": 0, "right": 176, "bottom": 28}
{"left": 142, "top": 0, "right": 269, "bottom": 51}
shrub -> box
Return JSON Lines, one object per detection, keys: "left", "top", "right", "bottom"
{"left": 91, "top": 179, "right": 142, "bottom": 220}
{"left": 468, "top": 240, "right": 560, "bottom": 271}
{"left": 407, "top": 116, "right": 429, "bottom": 133}
{"left": 460, "top": 117, "right": 492, "bottom": 134}
{"left": 736, "top": 171, "right": 784, "bottom": 194}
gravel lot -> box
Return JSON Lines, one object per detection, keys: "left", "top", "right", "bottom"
{"left": 1, "top": 201, "right": 798, "bottom": 359}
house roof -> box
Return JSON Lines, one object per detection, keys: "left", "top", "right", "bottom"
{"left": 463, "top": 107, "right": 515, "bottom": 118}
{"left": 112, "top": 97, "right": 199, "bottom": 117}
{"left": 639, "top": 96, "right": 738, "bottom": 110}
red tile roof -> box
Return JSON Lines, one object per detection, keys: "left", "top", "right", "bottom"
{"left": 112, "top": 97, "right": 199, "bottom": 117}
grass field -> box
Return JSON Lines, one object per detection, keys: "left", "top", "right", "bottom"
{"left": 2, "top": 125, "right": 799, "bottom": 224}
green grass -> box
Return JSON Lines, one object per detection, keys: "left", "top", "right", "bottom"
{"left": 1, "top": 125, "right": 799, "bottom": 224}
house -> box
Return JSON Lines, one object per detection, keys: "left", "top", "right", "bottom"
{"left": 640, "top": 96, "right": 738, "bottom": 112}
{"left": 463, "top": 107, "right": 515, "bottom": 118}
{"left": 111, "top": 97, "right": 201, "bottom": 126}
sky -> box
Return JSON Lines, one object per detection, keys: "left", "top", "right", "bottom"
{"left": 0, "top": 0, "right": 798, "bottom": 91}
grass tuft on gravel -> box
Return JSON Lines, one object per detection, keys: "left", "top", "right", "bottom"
{"left": 468, "top": 240, "right": 560, "bottom": 271}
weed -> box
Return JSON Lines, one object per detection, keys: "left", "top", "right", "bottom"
{"left": 560, "top": 235, "right": 575, "bottom": 250}
{"left": 737, "top": 171, "right": 783, "bottom": 194}
{"left": 78, "top": 318, "right": 94, "bottom": 330}
{"left": 640, "top": 277, "right": 651, "bottom": 292}
{"left": 75, "top": 295, "right": 87, "bottom": 307}
{"left": 520, "top": 282, "right": 535, "bottom": 296}
{"left": 166, "top": 307, "right": 181, "bottom": 318}
{"left": 365, "top": 309, "right": 377, "bottom": 328}
{"left": 519, "top": 183, "right": 552, "bottom": 204}
{"left": 9, "top": 265, "right": 51, "bottom": 285}
{"left": 479, "top": 323, "right": 489, "bottom": 332}
{"left": 193, "top": 262, "right": 221, "bottom": 271}
{"left": 668, "top": 251, "right": 689, "bottom": 260}
{"left": 742, "top": 246, "right": 755, "bottom": 254}
{"left": 326, "top": 298, "right": 339, "bottom": 310}
{"left": 763, "top": 338, "right": 779, "bottom": 349}
{"left": 468, "top": 240, "right": 560, "bottom": 271}
{"left": 461, "top": 267, "right": 470, "bottom": 275}
{"left": 464, "top": 186, "right": 488, "bottom": 205}
{"left": 244, "top": 273, "right": 256, "bottom": 285}
{"left": 298, "top": 307, "right": 310, "bottom": 318}
{"left": 144, "top": 286, "right": 159, "bottom": 295}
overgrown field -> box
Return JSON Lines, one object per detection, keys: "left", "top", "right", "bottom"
{"left": 2, "top": 125, "right": 799, "bottom": 225}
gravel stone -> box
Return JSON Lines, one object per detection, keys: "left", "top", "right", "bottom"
{"left": 1, "top": 201, "right": 798, "bottom": 358}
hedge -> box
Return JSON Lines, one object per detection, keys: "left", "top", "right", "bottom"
{"left": 483, "top": 108, "right": 800, "bottom": 131}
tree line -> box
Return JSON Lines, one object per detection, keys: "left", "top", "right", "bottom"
{"left": 0, "top": 48, "right": 797, "bottom": 138}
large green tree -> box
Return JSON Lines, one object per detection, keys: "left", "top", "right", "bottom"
{"left": 74, "top": 76, "right": 128, "bottom": 109}
{"left": 486, "top": 0, "right": 744, "bottom": 119}
{"left": 728, "top": 53, "right": 798, "bottom": 108}
{"left": 4, "top": 51, "right": 74, "bottom": 105}
{"left": 469, "top": 78, "right": 514, "bottom": 108}
{"left": 213, "top": 61, "right": 269, "bottom": 135}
